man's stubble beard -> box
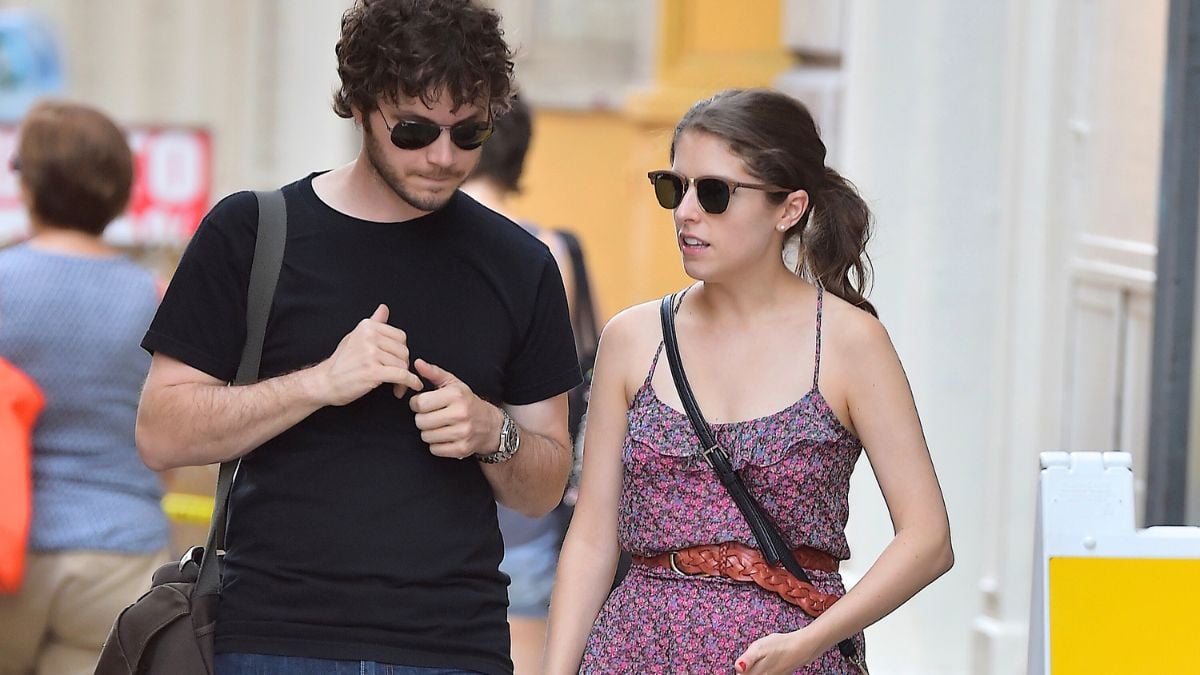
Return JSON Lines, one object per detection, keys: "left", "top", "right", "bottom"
{"left": 363, "top": 123, "right": 468, "bottom": 214}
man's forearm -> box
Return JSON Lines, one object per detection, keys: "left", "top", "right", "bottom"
{"left": 482, "top": 429, "right": 571, "bottom": 517}
{"left": 137, "top": 367, "right": 326, "bottom": 470}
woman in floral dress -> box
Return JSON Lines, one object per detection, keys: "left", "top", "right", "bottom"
{"left": 543, "top": 89, "right": 953, "bottom": 674}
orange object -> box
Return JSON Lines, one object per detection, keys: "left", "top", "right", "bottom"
{"left": 0, "top": 357, "right": 43, "bottom": 593}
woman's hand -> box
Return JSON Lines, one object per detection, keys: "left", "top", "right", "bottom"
{"left": 733, "top": 630, "right": 820, "bottom": 675}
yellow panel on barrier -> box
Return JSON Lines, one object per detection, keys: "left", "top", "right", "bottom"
{"left": 1049, "top": 557, "right": 1200, "bottom": 673}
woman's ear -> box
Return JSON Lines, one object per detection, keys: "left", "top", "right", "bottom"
{"left": 777, "top": 189, "right": 809, "bottom": 232}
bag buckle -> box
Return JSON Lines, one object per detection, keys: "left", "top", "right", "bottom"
{"left": 699, "top": 443, "right": 728, "bottom": 467}
{"left": 178, "top": 546, "right": 204, "bottom": 572}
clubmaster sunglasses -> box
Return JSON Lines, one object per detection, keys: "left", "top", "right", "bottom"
{"left": 647, "top": 170, "right": 789, "bottom": 215}
{"left": 378, "top": 108, "right": 494, "bottom": 151}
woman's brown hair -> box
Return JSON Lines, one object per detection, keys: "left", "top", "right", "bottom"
{"left": 16, "top": 99, "right": 133, "bottom": 236}
{"left": 670, "top": 88, "right": 876, "bottom": 316}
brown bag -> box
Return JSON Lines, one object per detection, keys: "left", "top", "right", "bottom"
{"left": 93, "top": 548, "right": 219, "bottom": 673}
{"left": 94, "top": 189, "right": 286, "bottom": 674}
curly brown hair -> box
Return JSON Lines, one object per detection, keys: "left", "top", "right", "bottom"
{"left": 333, "top": 0, "right": 514, "bottom": 119}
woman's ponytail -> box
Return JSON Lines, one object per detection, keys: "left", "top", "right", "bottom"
{"left": 801, "top": 167, "right": 876, "bottom": 317}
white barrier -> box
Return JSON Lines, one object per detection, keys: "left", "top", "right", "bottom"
{"left": 1028, "top": 451, "right": 1200, "bottom": 673}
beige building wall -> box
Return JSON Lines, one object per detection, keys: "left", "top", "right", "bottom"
{"left": 0, "top": 0, "right": 355, "bottom": 198}
{"left": 820, "top": 0, "right": 1170, "bottom": 673}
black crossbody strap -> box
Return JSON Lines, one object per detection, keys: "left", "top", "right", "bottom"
{"left": 658, "top": 295, "right": 808, "bottom": 573}
{"left": 195, "top": 189, "right": 288, "bottom": 598}
{"left": 658, "top": 293, "right": 860, "bottom": 662}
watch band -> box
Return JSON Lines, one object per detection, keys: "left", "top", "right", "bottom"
{"left": 477, "top": 409, "right": 520, "bottom": 464}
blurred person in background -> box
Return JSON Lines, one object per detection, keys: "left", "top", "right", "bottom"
{"left": 461, "top": 94, "right": 602, "bottom": 675}
{"left": 0, "top": 100, "right": 170, "bottom": 675}
{"left": 544, "top": 88, "right": 953, "bottom": 674}
{"left": 134, "top": 1, "right": 579, "bottom": 674}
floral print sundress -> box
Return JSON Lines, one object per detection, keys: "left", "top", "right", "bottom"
{"left": 580, "top": 287, "right": 867, "bottom": 674}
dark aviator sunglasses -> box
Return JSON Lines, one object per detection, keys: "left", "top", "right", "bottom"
{"left": 378, "top": 108, "right": 494, "bottom": 151}
{"left": 647, "top": 170, "right": 789, "bottom": 215}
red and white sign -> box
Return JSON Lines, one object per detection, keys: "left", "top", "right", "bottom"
{"left": 0, "top": 125, "right": 212, "bottom": 247}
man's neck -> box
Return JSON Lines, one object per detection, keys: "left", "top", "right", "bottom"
{"left": 312, "top": 160, "right": 436, "bottom": 223}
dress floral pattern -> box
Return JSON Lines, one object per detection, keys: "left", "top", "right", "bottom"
{"left": 580, "top": 288, "right": 867, "bottom": 674}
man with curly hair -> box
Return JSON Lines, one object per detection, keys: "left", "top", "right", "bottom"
{"left": 135, "top": 2, "right": 580, "bottom": 674}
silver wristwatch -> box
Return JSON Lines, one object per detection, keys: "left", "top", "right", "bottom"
{"left": 477, "top": 409, "right": 520, "bottom": 464}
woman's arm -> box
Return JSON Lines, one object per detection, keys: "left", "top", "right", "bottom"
{"left": 738, "top": 314, "right": 954, "bottom": 674}
{"left": 542, "top": 307, "right": 643, "bottom": 674}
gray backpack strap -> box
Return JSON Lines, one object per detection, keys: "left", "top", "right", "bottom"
{"left": 236, "top": 189, "right": 288, "bottom": 385}
{"left": 196, "top": 189, "right": 288, "bottom": 598}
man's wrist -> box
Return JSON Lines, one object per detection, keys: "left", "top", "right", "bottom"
{"left": 299, "top": 360, "right": 332, "bottom": 408}
{"left": 476, "top": 407, "right": 520, "bottom": 464}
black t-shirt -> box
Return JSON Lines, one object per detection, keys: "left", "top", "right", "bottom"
{"left": 143, "top": 174, "right": 581, "bottom": 674}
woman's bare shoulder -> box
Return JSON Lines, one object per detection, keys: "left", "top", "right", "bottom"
{"left": 821, "top": 291, "right": 895, "bottom": 358}
{"left": 600, "top": 299, "right": 663, "bottom": 354}
{"left": 595, "top": 299, "right": 671, "bottom": 396}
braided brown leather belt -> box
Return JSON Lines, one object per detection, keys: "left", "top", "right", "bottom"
{"left": 632, "top": 542, "right": 842, "bottom": 616}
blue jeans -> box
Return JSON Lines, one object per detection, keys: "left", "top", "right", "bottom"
{"left": 214, "top": 653, "right": 483, "bottom": 675}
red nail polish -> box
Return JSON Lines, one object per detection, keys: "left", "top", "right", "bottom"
{"left": 737, "top": 661, "right": 747, "bottom": 671}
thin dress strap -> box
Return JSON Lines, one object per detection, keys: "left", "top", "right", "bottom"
{"left": 812, "top": 285, "right": 824, "bottom": 390}
{"left": 646, "top": 342, "right": 666, "bottom": 386}
{"left": 673, "top": 284, "right": 695, "bottom": 315}
{"left": 646, "top": 286, "right": 694, "bottom": 387}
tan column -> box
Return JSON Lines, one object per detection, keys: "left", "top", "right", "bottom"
{"left": 625, "top": 0, "right": 794, "bottom": 305}
{"left": 510, "top": 1, "right": 793, "bottom": 318}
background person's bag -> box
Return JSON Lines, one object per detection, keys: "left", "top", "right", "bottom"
{"left": 551, "top": 229, "right": 599, "bottom": 530}
{"left": 0, "top": 357, "right": 44, "bottom": 594}
{"left": 555, "top": 228, "right": 599, "bottom": 445}
{"left": 94, "top": 190, "right": 287, "bottom": 675}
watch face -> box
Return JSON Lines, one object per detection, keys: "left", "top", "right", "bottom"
{"left": 479, "top": 413, "right": 519, "bottom": 463}
{"left": 500, "top": 417, "right": 519, "bottom": 454}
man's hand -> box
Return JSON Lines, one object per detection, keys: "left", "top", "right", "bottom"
{"left": 409, "top": 358, "right": 504, "bottom": 459}
{"left": 315, "top": 304, "right": 424, "bottom": 406}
